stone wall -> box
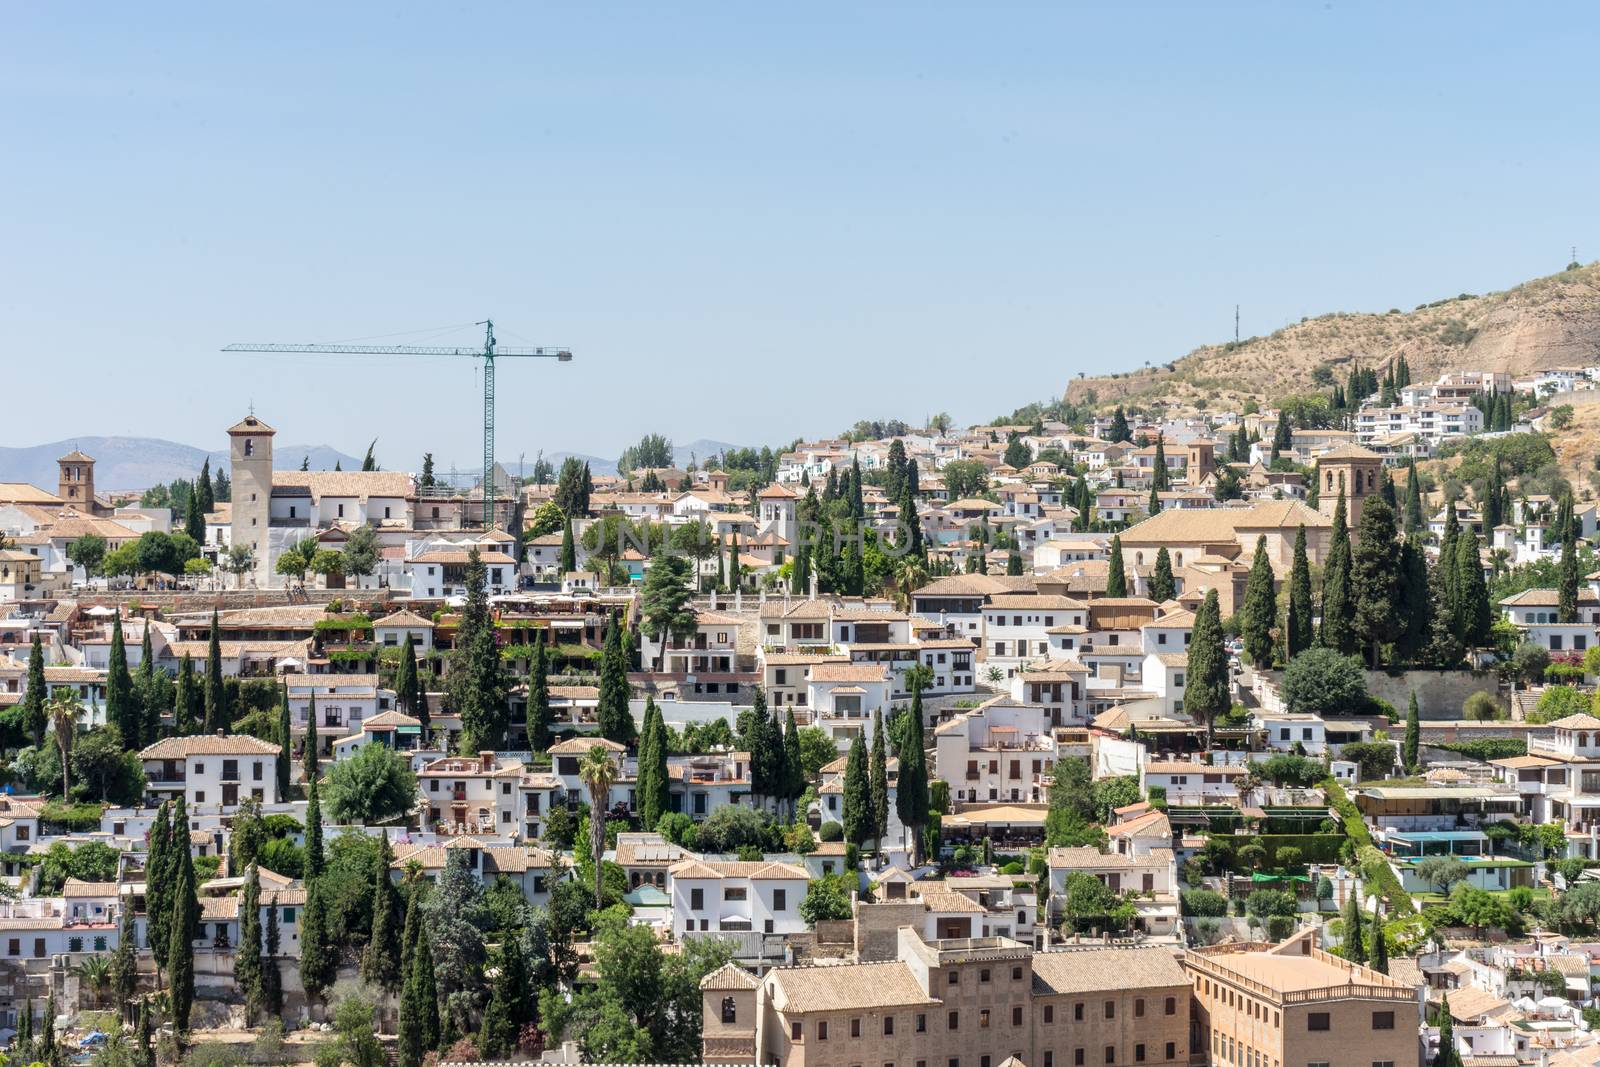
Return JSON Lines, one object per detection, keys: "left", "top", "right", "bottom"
{"left": 1361, "top": 669, "right": 1499, "bottom": 719}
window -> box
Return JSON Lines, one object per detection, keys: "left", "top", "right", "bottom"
{"left": 1135, "top": 1047, "right": 1145, "bottom": 1063}
{"left": 1045, "top": 1005, "right": 1055, "bottom": 1023}
{"left": 1135, "top": 998, "right": 1145, "bottom": 1017}
{"left": 916, "top": 1013, "right": 927, "bottom": 1033}
{"left": 852, "top": 1019, "right": 862, "bottom": 1038}
{"left": 1105, "top": 1048, "right": 1115, "bottom": 1065}
{"left": 1046, "top": 1056, "right": 1055, "bottom": 1067}
{"left": 68, "top": 937, "right": 82, "bottom": 953}
{"left": 1164, "top": 997, "right": 1176, "bottom": 1015}
{"left": 948, "top": 1011, "right": 959, "bottom": 1031}
{"left": 1372, "top": 1012, "right": 1394, "bottom": 1030}
{"left": 721, "top": 997, "right": 737, "bottom": 1024}
{"left": 1165, "top": 1045, "right": 1175, "bottom": 1061}
{"left": 818, "top": 1021, "right": 828, "bottom": 1041}
{"left": 981, "top": 968, "right": 991, "bottom": 983}
{"left": 949, "top": 971, "right": 959, "bottom": 986}
{"left": 980, "top": 1009, "right": 991, "bottom": 1029}
{"left": 774, "top": 889, "right": 788, "bottom": 910}
{"left": 1308, "top": 1062, "right": 1330, "bottom": 1067}
{"left": 791, "top": 1021, "right": 802, "bottom": 1041}
{"left": 1307, "top": 1013, "right": 1330, "bottom": 1031}
{"left": 691, "top": 889, "right": 704, "bottom": 909}
{"left": 884, "top": 1017, "right": 895, "bottom": 1036}
{"left": 1075, "top": 1051, "right": 1085, "bottom": 1067}
{"left": 723, "top": 887, "right": 747, "bottom": 902}
{"left": 1012, "top": 1006, "right": 1023, "bottom": 1026}
{"left": 1104, "top": 1001, "right": 1115, "bottom": 1019}
{"left": 1074, "top": 1003, "right": 1084, "bottom": 1022}
{"left": 1012, "top": 965, "right": 1023, "bottom": 981}
{"left": 195, "top": 791, "right": 206, "bottom": 803}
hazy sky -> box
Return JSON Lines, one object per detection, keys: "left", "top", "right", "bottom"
{"left": 4, "top": 2, "right": 1597, "bottom": 469}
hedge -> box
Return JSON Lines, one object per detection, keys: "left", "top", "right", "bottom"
{"left": 1206, "top": 834, "right": 1346, "bottom": 868}
{"left": 1324, "top": 778, "right": 1414, "bottom": 914}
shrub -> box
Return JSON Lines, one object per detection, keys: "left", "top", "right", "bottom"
{"left": 818, "top": 821, "right": 844, "bottom": 842}
{"left": 1181, "top": 889, "right": 1229, "bottom": 917}
{"left": 1281, "top": 648, "right": 1368, "bottom": 714}
{"left": 1530, "top": 686, "right": 1588, "bottom": 724}
{"left": 1463, "top": 691, "right": 1503, "bottom": 721}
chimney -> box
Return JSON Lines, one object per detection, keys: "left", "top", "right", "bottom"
{"left": 479, "top": 750, "right": 494, "bottom": 773}
{"left": 735, "top": 587, "right": 743, "bottom": 612}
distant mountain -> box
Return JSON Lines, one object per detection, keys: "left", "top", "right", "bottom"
{"left": 0, "top": 437, "right": 361, "bottom": 492}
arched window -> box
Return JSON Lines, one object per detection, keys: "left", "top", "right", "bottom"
{"left": 244, "top": 439, "right": 254, "bottom": 457}
{"left": 1580, "top": 732, "right": 1589, "bottom": 748}
{"left": 1136, "top": 552, "right": 1145, "bottom": 566}
{"left": 721, "top": 997, "right": 738, "bottom": 1024}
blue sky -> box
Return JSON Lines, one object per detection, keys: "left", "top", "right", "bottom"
{"left": 3, "top": 2, "right": 1596, "bottom": 468}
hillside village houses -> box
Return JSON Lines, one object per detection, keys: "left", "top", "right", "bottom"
{"left": 4, "top": 392, "right": 1600, "bottom": 1066}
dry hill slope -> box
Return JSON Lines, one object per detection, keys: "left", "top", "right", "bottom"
{"left": 1065, "top": 263, "right": 1600, "bottom": 411}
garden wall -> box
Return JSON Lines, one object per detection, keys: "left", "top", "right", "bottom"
{"left": 1362, "top": 669, "right": 1499, "bottom": 719}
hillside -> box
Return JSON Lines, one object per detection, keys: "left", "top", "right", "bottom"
{"left": 0, "top": 437, "right": 359, "bottom": 492}
{"left": 1065, "top": 263, "right": 1600, "bottom": 413}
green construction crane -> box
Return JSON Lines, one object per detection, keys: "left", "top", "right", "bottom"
{"left": 225, "top": 320, "right": 572, "bottom": 528}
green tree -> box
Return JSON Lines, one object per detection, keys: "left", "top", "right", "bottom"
{"left": 1403, "top": 457, "right": 1424, "bottom": 533}
{"left": 595, "top": 613, "right": 634, "bottom": 745}
{"left": 1416, "top": 856, "right": 1470, "bottom": 895}
{"left": 1186, "top": 588, "right": 1229, "bottom": 745}
{"left": 637, "top": 698, "right": 670, "bottom": 831}
{"left": 559, "top": 515, "right": 577, "bottom": 573}
{"left": 273, "top": 683, "right": 292, "bottom": 798}
{"left": 895, "top": 685, "right": 930, "bottom": 862}
{"left": 841, "top": 733, "right": 871, "bottom": 848}
{"left": 479, "top": 935, "right": 531, "bottom": 1057}
{"left": 579, "top": 746, "right": 620, "bottom": 909}
{"left": 1108, "top": 407, "right": 1131, "bottom": 443}
{"left": 204, "top": 610, "right": 226, "bottom": 733}
{"left": 1455, "top": 528, "right": 1493, "bottom": 647}
{"left": 525, "top": 633, "right": 549, "bottom": 753}
{"left": 299, "top": 878, "right": 335, "bottom": 1008}
{"left": 21, "top": 635, "right": 46, "bottom": 747}
{"left": 1403, "top": 691, "right": 1421, "bottom": 774}
{"left": 1152, "top": 435, "right": 1171, "bottom": 491}
{"left": 360, "top": 836, "right": 403, "bottom": 993}
{"left": 641, "top": 555, "right": 696, "bottom": 670}
{"left": 1320, "top": 491, "right": 1356, "bottom": 654}
{"left": 1343, "top": 889, "right": 1366, "bottom": 963}
{"left": 1560, "top": 491, "right": 1580, "bottom": 623}
{"left": 451, "top": 547, "right": 509, "bottom": 751}
{"left": 869, "top": 710, "right": 890, "bottom": 852}
{"left": 1104, "top": 536, "right": 1127, "bottom": 598}
{"left": 325, "top": 743, "right": 418, "bottom": 825}
{"left": 1352, "top": 499, "right": 1404, "bottom": 667}
{"left": 1149, "top": 546, "right": 1175, "bottom": 602}
{"left": 69, "top": 532, "right": 108, "bottom": 577}
{"left": 167, "top": 798, "right": 199, "bottom": 1031}
{"left": 106, "top": 614, "right": 139, "bottom": 748}
{"left": 1286, "top": 525, "right": 1314, "bottom": 657}
{"left": 1241, "top": 535, "right": 1276, "bottom": 667}
{"left": 1282, "top": 647, "right": 1368, "bottom": 714}
{"left": 238, "top": 864, "right": 264, "bottom": 1024}
{"left": 1436, "top": 994, "right": 1461, "bottom": 1067}
{"left": 343, "top": 523, "right": 380, "bottom": 584}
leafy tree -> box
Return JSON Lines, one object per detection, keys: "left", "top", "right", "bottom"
{"left": 325, "top": 743, "right": 418, "bottom": 824}
{"left": 343, "top": 524, "right": 380, "bottom": 583}
{"left": 1241, "top": 535, "right": 1276, "bottom": 667}
{"left": 799, "top": 875, "right": 853, "bottom": 923}
{"left": 695, "top": 805, "right": 772, "bottom": 854}
{"left": 1282, "top": 647, "right": 1367, "bottom": 715}
{"left": 553, "top": 457, "right": 594, "bottom": 517}
{"left": 1104, "top": 536, "right": 1127, "bottom": 598}
{"left": 1149, "top": 547, "right": 1175, "bottom": 602}
{"left": 1186, "top": 588, "right": 1229, "bottom": 745}
{"left": 68, "top": 533, "right": 108, "bottom": 577}
{"left": 1320, "top": 491, "right": 1356, "bottom": 654}
{"left": 641, "top": 555, "right": 696, "bottom": 670}
{"left": 1530, "top": 685, "right": 1587, "bottom": 723}
{"left": 1340, "top": 740, "right": 1397, "bottom": 781}
{"left": 1416, "top": 856, "right": 1470, "bottom": 895}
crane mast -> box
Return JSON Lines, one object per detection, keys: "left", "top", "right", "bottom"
{"left": 224, "top": 321, "right": 572, "bottom": 528}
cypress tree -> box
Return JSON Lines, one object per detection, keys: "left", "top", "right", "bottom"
{"left": 841, "top": 733, "right": 871, "bottom": 848}
{"left": 596, "top": 613, "right": 634, "bottom": 745}
{"left": 1007, "top": 547, "right": 1023, "bottom": 575}
{"left": 1403, "top": 691, "right": 1421, "bottom": 775}
{"left": 1148, "top": 483, "right": 1162, "bottom": 517}
{"left": 1152, "top": 435, "right": 1170, "bottom": 491}
{"left": 870, "top": 709, "right": 890, "bottom": 852}
{"left": 452, "top": 547, "right": 508, "bottom": 751}
{"left": 1186, "top": 589, "right": 1229, "bottom": 747}
{"left": 42, "top": 991, "right": 55, "bottom": 1059}
{"left": 1397, "top": 538, "right": 1433, "bottom": 664}
{"left": 304, "top": 693, "right": 320, "bottom": 786}
{"left": 137, "top": 622, "right": 160, "bottom": 744}
{"left": 412, "top": 915, "right": 440, "bottom": 1051}
{"left": 398, "top": 894, "right": 428, "bottom": 1067}
{"left": 1344, "top": 889, "right": 1366, "bottom": 964}
{"left": 898, "top": 478, "right": 923, "bottom": 556}
{"left": 478, "top": 936, "right": 529, "bottom": 1057}
{"left": 647, "top": 700, "right": 672, "bottom": 829}
{"left": 185, "top": 481, "right": 205, "bottom": 544}
{"left": 1455, "top": 528, "right": 1492, "bottom": 648}
{"left": 896, "top": 684, "right": 930, "bottom": 863}
{"left": 1319, "top": 491, "right": 1356, "bottom": 654}
{"left": 558, "top": 515, "right": 576, "bottom": 574}
{"left": 396, "top": 631, "right": 422, "bottom": 717}
{"left": 305, "top": 771, "right": 324, "bottom": 880}
{"left": 106, "top": 613, "right": 137, "bottom": 747}
{"left": 261, "top": 896, "right": 283, "bottom": 1020}
{"left": 1404, "top": 457, "right": 1424, "bottom": 533}
{"left": 1241, "top": 535, "right": 1276, "bottom": 667}
{"left": 1437, "top": 995, "right": 1460, "bottom": 1067}
{"left": 526, "top": 633, "right": 550, "bottom": 753}
{"left": 146, "top": 803, "right": 172, "bottom": 974}
{"left": 22, "top": 634, "right": 46, "bottom": 747}
{"left": 1149, "top": 547, "right": 1175, "bottom": 603}
{"left": 635, "top": 697, "right": 660, "bottom": 828}
{"left": 1440, "top": 506, "right": 1462, "bottom": 619}
{"left": 197, "top": 458, "right": 214, "bottom": 514}
{"left": 361, "top": 836, "right": 403, "bottom": 992}
{"left": 17, "top": 998, "right": 30, "bottom": 1050}
{"left": 174, "top": 653, "right": 198, "bottom": 736}
{"left": 299, "top": 879, "right": 335, "bottom": 1009}
{"left": 1352, "top": 499, "right": 1403, "bottom": 668}
{"left": 238, "top": 864, "right": 263, "bottom": 1024}
{"left": 275, "top": 683, "right": 291, "bottom": 798}
{"left": 1286, "top": 526, "right": 1314, "bottom": 657}
{"left": 135, "top": 1000, "right": 152, "bottom": 1067}
{"left": 167, "top": 799, "right": 198, "bottom": 1031}
{"left": 1560, "top": 491, "right": 1580, "bottom": 623}
{"left": 727, "top": 531, "right": 742, "bottom": 591}
{"left": 108, "top": 905, "right": 138, "bottom": 1010}
{"left": 203, "top": 609, "right": 226, "bottom": 733}
{"left": 1105, "top": 536, "right": 1127, "bottom": 598}
{"left": 783, "top": 709, "right": 803, "bottom": 819}
{"left": 791, "top": 536, "right": 811, "bottom": 596}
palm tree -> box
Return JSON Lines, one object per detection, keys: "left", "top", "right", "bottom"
{"left": 50, "top": 691, "right": 79, "bottom": 798}
{"left": 75, "top": 954, "right": 111, "bottom": 1007}
{"left": 894, "top": 557, "right": 928, "bottom": 611}
{"left": 578, "top": 745, "right": 619, "bottom": 909}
